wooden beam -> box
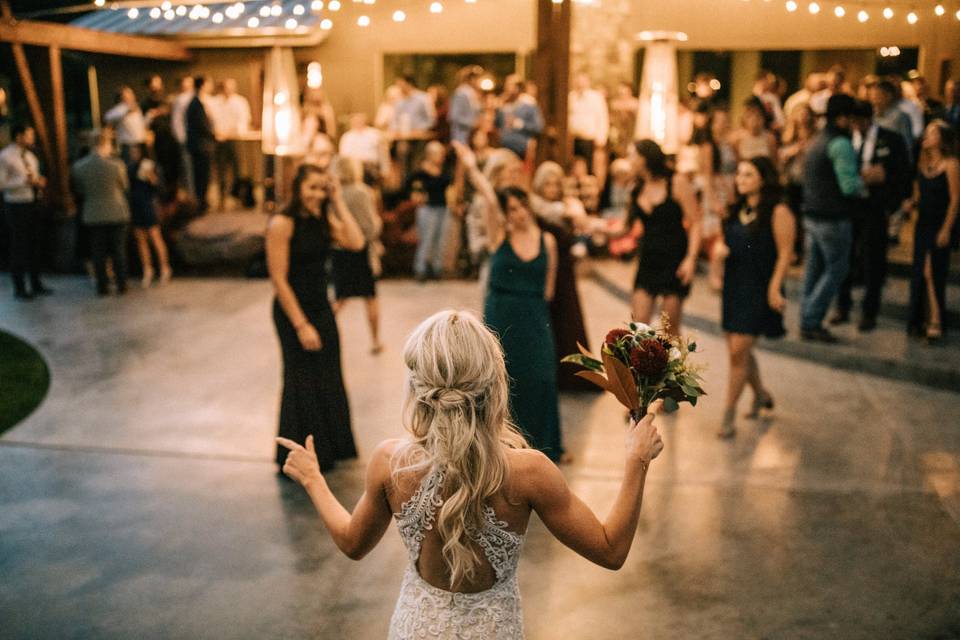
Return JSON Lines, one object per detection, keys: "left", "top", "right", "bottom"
{"left": 533, "top": 0, "right": 571, "bottom": 167}
{"left": 0, "top": 17, "right": 191, "bottom": 61}
{"left": 49, "top": 44, "right": 73, "bottom": 213}
{"left": 7, "top": 42, "right": 54, "bottom": 181}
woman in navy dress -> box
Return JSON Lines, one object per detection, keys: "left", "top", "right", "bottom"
{"left": 716, "top": 157, "right": 795, "bottom": 438}
{"left": 266, "top": 163, "right": 366, "bottom": 472}
{"left": 907, "top": 121, "right": 959, "bottom": 343}
{"left": 454, "top": 141, "right": 567, "bottom": 463}
{"left": 628, "top": 139, "right": 702, "bottom": 336}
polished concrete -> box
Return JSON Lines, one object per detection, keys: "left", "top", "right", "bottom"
{"left": 1, "top": 270, "right": 959, "bottom": 639}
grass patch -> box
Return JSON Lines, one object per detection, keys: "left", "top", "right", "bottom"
{"left": 0, "top": 330, "right": 50, "bottom": 434}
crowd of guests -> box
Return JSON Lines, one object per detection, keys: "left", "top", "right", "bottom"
{"left": 3, "top": 61, "right": 958, "bottom": 457}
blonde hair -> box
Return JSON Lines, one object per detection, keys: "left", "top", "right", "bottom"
{"left": 532, "top": 161, "right": 564, "bottom": 199}
{"left": 392, "top": 310, "right": 528, "bottom": 589}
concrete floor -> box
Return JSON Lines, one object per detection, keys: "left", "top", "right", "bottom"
{"left": 1, "top": 270, "right": 959, "bottom": 640}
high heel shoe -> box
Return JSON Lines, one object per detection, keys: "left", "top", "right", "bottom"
{"left": 745, "top": 391, "right": 774, "bottom": 419}
{"left": 926, "top": 323, "right": 943, "bottom": 344}
{"left": 717, "top": 409, "right": 736, "bottom": 439}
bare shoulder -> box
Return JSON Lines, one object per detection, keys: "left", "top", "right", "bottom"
{"left": 505, "top": 448, "right": 564, "bottom": 501}
{"left": 945, "top": 157, "right": 960, "bottom": 176}
{"left": 773, "top": 203, "right": 794, "bottom": 220}
{"left": 542, "top": 230, "right": 557, "bottom": 252}
{"left": 267, "top": 214, "right": 294, "bottom": 238}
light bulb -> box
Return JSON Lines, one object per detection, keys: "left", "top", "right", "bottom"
{"left": 329, "top": 0, "right": 341, "bottom": 10}
{"left": 357, "top": 14, "right": 370, "bottom": 26}
{"left": 320, "top": 17, "right": 333, "bottom": 29}
{"left": 311, "top": 0, "right": 324, "bottom": 10}
{"left": 285, "top": 17, "right": 298, "bottom": 28}
{"left": 393, "top": 9, "right": 406, "bottom": 21}
{"left": 857, "top": 9, "right": 868, "bottom": 21}
{"left": 293, "top": 5, "right": 305, "bottom": 15}
{"left": 907, "top": 11, "right": 917, "bottom": 23}
{"left": 175, "top": 5, "right": 187, "bottom": 16}
{"left": 212, "top": 12, "right": 224, "bottom": 23}
{"left": 882, "top": 7, "right": 893, "bottom": 19}
{"left": 785, "top": 1, "right": 798, "bottom": 12}
{"left": 808, "top": 2, "right": 820, "bottom": 14}
{"left": 259, "top": 6, "right": 270, "bottom": 16}
{"left": 149, "top": 7, "right": 161, "bottom": 18}
{"left": 430, "top": 1, "right": 443, "bottom": 12}
{"left": 934, "top": 4, "right": 945, "bottom": 16}
{"left": 94, "top": 0, "right": 105, "bottom": 6}
{"left": 834, "top": 6, "right": 844, "bottom": 17}
{"left": 247, "top": 16, "right": 259, "bottom": 27}
{"left": 127, "top": 7, "right": 138, "bottom": 18}
{"left": 160, "top": 1, "right": 171, "bottom": 9}
{"left": 271, "top": 4, "right": 283, "bottom": 16}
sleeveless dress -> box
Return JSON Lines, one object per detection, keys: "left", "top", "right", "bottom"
{"left": 632, "top": 180, "right": 691, "bottom": 299}
{"left": 389, "top": 467, "right": 525, "bottom": 639}
{"left": 721, "top": 207, "right": 785, "bottom": 337}
{"left": 908, "top": 171, "right": 952, "bottom": 332}
{"left": 483, "top": 235, "right": 563, "bottom": 461}
{"left": 272, "top": 214, "right": 357, "bottom": 471}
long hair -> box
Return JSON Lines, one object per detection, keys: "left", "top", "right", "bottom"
{"left": 279, "top": 163, "right": 329, "bottom": 219}
{"left": 921, "top": 119, "right": 958, "bottom": 162}
{"left": 392, "top": 310, "right": 528, "bottom": 590}
{"left": 634, "top": 139, "right": 672, "bottom": 180}
{"left": 729, "top": 156, "right": 782, "bottom": 228}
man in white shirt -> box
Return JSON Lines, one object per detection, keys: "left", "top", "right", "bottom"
{"left": 339, "top": 113, "right": 385, "bottom": 184}
{"left": 568, "top": 73, "right": 609, "bottom": 177}
{"left": 211, "top": 78, "right": 251, "bottom": 207}
{"left": 170, "top": 76, "right": 195, "bottom": 194}
{"left": 0, "top": 123, "right": 50, "bottom": 299}
{"left": 103, "top": 86, "right": 147, "bottom": 159}
{"left": 784, "top": 72, "right": 826, "bottom": 119}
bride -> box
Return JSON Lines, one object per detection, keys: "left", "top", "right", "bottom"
{"left": 278, "top": 309, "right": 664, "bottom": 639}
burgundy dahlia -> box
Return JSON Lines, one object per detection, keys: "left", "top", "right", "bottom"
{"left": 604, "top": 328, "right": 632, "bottom": 346}
{"left": 629, "top": 339, "right": 669, "bottom": 378}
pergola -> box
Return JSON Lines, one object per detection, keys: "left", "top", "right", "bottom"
{"left": 0, "top": 0, "right": 191, "bottom": 210}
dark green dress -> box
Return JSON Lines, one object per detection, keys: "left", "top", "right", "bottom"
{"left": 484, "top": 234, "right": 563, "bottom": 461}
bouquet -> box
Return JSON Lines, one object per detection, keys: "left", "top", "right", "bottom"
{"left": 561, "top": 318, "right": 706, "bottom": 421}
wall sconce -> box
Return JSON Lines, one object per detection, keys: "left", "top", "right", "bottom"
{"left": 635, "top": 31, "right": 686, "bottom": 154}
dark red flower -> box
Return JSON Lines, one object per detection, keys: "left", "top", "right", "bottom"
{"left": 629, "top": 339, "right": 669, "bottom": 378}
{"left": 604, "top": 328, "right": 632, "bottom": 347}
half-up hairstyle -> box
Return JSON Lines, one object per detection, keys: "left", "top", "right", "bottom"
{"left": 393, "top": 310, "right": 528, "bottom": 590}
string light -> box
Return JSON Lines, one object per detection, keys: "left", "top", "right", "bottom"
{"left": 906, "top": 10, "right": 917, "bottom": 23}
{"left": 833, "top": 5, "right": 844, "bottom": 17}
{"left": 320, "top": 17, "right": 333, "bottom": 29}
{"left": 270, "top": 4, "right": 283, "bottom": 17}
{"left": 393, "top": 9, "right": 406, "bottom": 21}
{"left": 94, "top": 0, "right": 105, "bottom": 6}
{"left": 808, "top": 2, "right": 820, "bottom": 14}
{"left": 212, "top": 12, "right": 224, "bottom": 23}
{"left": 259, "top": 6, "right": 270, "bottom": 17}
{"left": 293, "top": 5, "right": 305, "bottom": 16}
{"left": 328, "top": 0, "right": 341, "bottom": 10}
{"left": 430, "top": 1, "right": 444, "bottom": 12}
{"left": 934, "top": 3, "right": 945, "bottom": 15}
{"left": 311, "top": 0, "right": 324, "bottom": 11}
{"left": 285, "top": 17, "right": 298, "bottom": 28}
{"left": 247, "top": 16, "right": 259, "bottom": 27}
{"left": 785, "top": 1, "right": 798, "bottom": 12}
{"left": 149, "top": 7, "right": 160, "bottom": 18}
{"left": 857, "top": 9, "right": 868, "bottom": 21}
{"left": 882, "top": 6, "right": 894, "bottom": 19}
{"left": 357, "top": 14, "right": 370, "bottom": 25}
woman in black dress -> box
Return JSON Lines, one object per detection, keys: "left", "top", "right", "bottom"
{"left": 907, "top": 121, "right": 959, "bottom": 343}
{"left": 716, "top": 157, "right": 795, "bottom": 439}
{"left": 266, "top": 163, "right": 366, "bottom": 472}
{"left": 628, "top": 139, "right": 701, "bottom": 336}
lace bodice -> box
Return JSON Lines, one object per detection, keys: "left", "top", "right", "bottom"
{"left": 388, "top": 467, "right": 525, "bottom": 639}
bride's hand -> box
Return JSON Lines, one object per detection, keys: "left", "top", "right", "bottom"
{"left": 277, "top": 435, "right": 324, "bottom": 488}
{"left": 626, "top": 401, "right": 664, "bottom": 466}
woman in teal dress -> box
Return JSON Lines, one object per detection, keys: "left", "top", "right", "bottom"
{"left": 454, "top": 142, "right": 565, "bottom": 462}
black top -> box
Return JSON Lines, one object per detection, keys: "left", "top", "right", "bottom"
{"left": 918, "top": 170, "right": 950, "bottom": 231}
{"left": 406, "top": 169, "right": 451, "bottom": 207}
{"left": 630, "top": 177, "right": 690, "bottom": 298}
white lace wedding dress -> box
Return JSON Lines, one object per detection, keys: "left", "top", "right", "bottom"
{"left": 388, "top": 467, "right": 525, "bottom": 639}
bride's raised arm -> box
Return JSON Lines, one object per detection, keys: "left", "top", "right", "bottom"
{"left": 278, "top": 436, "right": 398, "bottom": 560}
{"left": 452, "top": 140, "right": 505, "bottom": 251}
{"left": 522, "top": 406, "right": 663, "bottom": 570}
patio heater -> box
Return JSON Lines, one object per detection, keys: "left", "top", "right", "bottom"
{"left": 262, "top": 47, "right": 305, "bottom": 204}
{"left": 635, "top": 31, "right": 687, "bottom": 155}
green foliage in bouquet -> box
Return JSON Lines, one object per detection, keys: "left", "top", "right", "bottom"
{"left": 561, "top": 317, "right": 706, "bottom": 420}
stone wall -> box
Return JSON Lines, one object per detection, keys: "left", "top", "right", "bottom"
{"left": 571, "top": 0, "right": 636, "bottom": 93}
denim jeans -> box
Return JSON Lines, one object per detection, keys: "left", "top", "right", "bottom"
{"left": 414, "top": 205, "right": 448, "bottom": 278}
{"left": 800, "top": 217, "right": 852, "bottom": 330}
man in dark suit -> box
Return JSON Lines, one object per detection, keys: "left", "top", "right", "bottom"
{"left": 833, "top": 100, "right": 912, "bottom": 332}
{"left": 186, "top": 75, "right": 215, "bottom": 213}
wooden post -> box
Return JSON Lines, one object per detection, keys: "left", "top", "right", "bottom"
{"left": 532, "top": 0, "right": 571, "bottom": 167}
{"left": 49, "top": 44, "right": 73, "bottom": 213}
